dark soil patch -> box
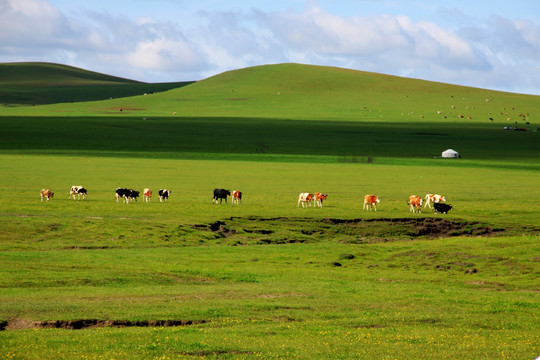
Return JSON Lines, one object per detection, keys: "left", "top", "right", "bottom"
{"left": 322, "top": 217, "right": 503, "bottom": 238}
{"left": 186, "top": 217, "right": 507, "bottom": 246}
{"left": 2, "top": 319, "right": 206, "bottom": 331}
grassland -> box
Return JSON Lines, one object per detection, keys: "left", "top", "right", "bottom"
{"left": 0, "top": 63, "right": 538, "bottom": 359}
{"left": 0, "top": 62, "right": 193, "bottom": 105}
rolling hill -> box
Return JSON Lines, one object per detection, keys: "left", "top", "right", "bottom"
{"left": 0, "top": 62, "right": 194, "bottom": 105}
{"left": 0, "top": 63, "right": 538, "bottom": 161}
{"left": 3, "top": 63, "right": 538, "bottom": 125}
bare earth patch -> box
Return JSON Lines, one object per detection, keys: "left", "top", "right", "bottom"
{"left": 1, "top": 319, "right": 206, "bottom": 331}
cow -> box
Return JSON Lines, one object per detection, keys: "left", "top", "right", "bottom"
{"left": 143, "top": 188, "right": 152, "bottom": 202}
{"left": 297, "top": 193, "right": 313, "bottom": 207}
{"left": 40, "top": 189, "right": 54, "bottom": 202}
{"left": 363, "top": 195, "right": 380, "bottom": 211}
{"left": 314, "top": 192, "right": 327, "bottom": 207}
{"left": 232, "top": 190, "right": 242, "bottom": 205}
{"left": 424, "top": 194, "right": 446, "bottom": 209}
{"left": 434, "top": 202, "right": 453, "bottom": 214}
{"left": 408, "top": 195, "right": 423, "bottom": 213}
{"left": 129, "top": 189, "right": 140, "bottom": 202}
{"left": 115, "top": 188, "right": 129, "bottom": 203}
{"left": 69, "top": 185, "right": 86, "bottom": 200}
{"left": 212, "top": 188, "right": 230, "bottom": 204}
{"left": 115, "top": 188, "right": 138, "bottom": 203}
{"left": 76, "top": 187, "right": 87, "bottom": 200}
{"left": 158, "top": 189, "right": 171, "bottom": 202}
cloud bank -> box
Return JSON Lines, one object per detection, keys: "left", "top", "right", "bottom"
{"left": 1, "top": 0, "right": 539, "bottom": 94}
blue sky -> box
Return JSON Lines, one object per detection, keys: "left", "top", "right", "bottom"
{"left": 1, "top": 0, "right": 540, "bottom": 94}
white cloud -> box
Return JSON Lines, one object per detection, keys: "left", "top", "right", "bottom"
{"left": 0, "top": 0, "right": 540, "bottom": 93}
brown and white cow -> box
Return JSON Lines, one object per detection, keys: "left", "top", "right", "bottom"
{"left": 297, "top": 193, "right": 313, "bottom": 207}
{"left": 363, "top": 195, "right": 380, "bottom": 211}
{"left": 40, "top": 189, "right": 54, "bottom": 202}
{"left": 314, "top": 192, "right": 327, "bottom": 207}
{"left": 143, "top": 188, "right": 152, "bottom": 202}
{"left": 232, "top": 190, "right": 242, "bottom": 205}
{"left": 408, "top": 195, "right": 423, "bottom": 213}
{"left": 424, "top": 194, "right": 446, "bottom": 209}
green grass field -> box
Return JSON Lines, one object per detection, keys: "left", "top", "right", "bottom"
{"left": 0, "top": 63, "right": 538, "bottom": 359}
{"left": 0, "top": 62, "right": 193, "bottom": 105}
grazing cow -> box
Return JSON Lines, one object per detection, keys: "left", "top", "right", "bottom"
{"left": 408, "top": 195, "right": 423, "bottom": 213}
{"left": 115, "top": 188, "right": 138, "bottom": 203}
{"left": 40, "top": 189, "right": 54, "bottom": 202}
{"left": 434, "top": 202, "right": 453, "bottom": 214}
{"left": 297, "top": 193, "right": 313, "bottom": 207}
{"left": 143, "top": 188, "right": 152, "bottom": 202}
{"left": 76, "top": 187, "right": 87, "bottom": 200}
{"left": 232, "top": 190, "right": 242, "bottom": 205}
{"left": 129, "top": 189, "right": 140, "bottom": 202}
{"left": 212, "top": 188, "right": 231, "bottom": 204}
{"left": 69, "top": 185, "right": 86, "bottom": 200}
{"left": 314, "top": 192, "right": 327, "bottom": 207}
{"left": 158, "top": 189, "right": 171, "bottom": 202}
{"left": 363, "top": 195, "right": 380, "bottom": 211}
{"left": 424, "top": 194, "right": 446, "bottom": 209}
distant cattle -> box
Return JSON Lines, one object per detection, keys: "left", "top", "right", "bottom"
{"left": 40, "top": 189, "right": 54, "bottom": 202}
{"left": 363, "top": 195, "right": 380, "bottom": 211}
{"left": 158, "top": 189, "right": 171, "bottom": 202}
{"left": 314, "top": 193, "right": 328, "bottom": 207}
{"left": 115, "top": 188, "right": 139, "bottom": 203}
{"left": 212, "top": 188, "right": 230, "bottom": 204}
{"left": 424, "top": 194, "right": 446, "bottom": 209}
{"left": 434, "top": 202, "right": 453, "bottom": 214}
{"left": 143, "top": 188, "right": 152, "bottom": 202}
{"left": 232, "top": 190, "right": 242, "bottom": 205}
{"left": 69, "top": 185, "right": 87, "bottom": 200}
{"left": 408, "top": 195, "right": 423, "bottom": 213}
{"left": 297, "top": 193, "right": 313, "bottom": 207}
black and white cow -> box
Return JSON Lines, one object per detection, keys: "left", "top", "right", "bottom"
{"left": 69, "top": 185, "right": 87, "bottom": 200}
{"left": 212, "top": 188, "right": 231, "bottom": 204}
{"left": 115, "top": 188, "right": 139, "bottom": 203}
{"left": 158, "top": 189, "right": 171, "bottom": 202}
{"left": 434, "top": 202, "right": 453, "bottom": 214}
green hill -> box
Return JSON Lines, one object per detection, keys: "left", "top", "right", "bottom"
{"left": 6, "top": 63, "right": 537, "bottom": 125}
{"left": 0, "top": 63, "right": 538, "bottom": 161}
{"left": 0, "top": 62, "right": 194, "bottom": 105}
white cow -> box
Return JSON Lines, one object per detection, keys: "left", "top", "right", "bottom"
{"left": 424, "top": 194, "right": 446, "bottom": 209}
{"left": 297, "top": 193, "right": 313, "bottom": 207}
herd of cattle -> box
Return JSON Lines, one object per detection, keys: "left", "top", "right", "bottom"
{"left": 40, "top": 186, "right": 452, "bottom": 214}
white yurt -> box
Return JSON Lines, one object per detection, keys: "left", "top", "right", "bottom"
{"left": 442, "top": 149, "right": 460, "bottom": 158}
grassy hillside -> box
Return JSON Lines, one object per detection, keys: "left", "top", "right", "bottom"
{"left": 0, "top": 62, "right": 194, "bottom": 105}
{"left": 1, "top": 63, "right": 538, "bottom": 162}
{"left": 4, "top": 63, "right": 537, "bottom": 124}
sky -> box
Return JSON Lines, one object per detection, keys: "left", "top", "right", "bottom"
{"left": 1, "top": 0, "right": 540, "bottom": 95}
